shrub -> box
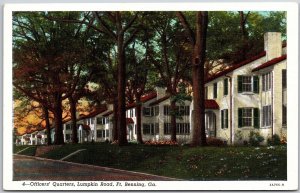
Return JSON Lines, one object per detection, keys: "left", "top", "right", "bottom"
{"left": 267, "top": 134, "right": 281, "bottom": 146}
{"left": 144, "top": 140, "right": 178, "bottom": 146}
{"left": 206, "top": 137, "right": 226, "bottom": 147}
{"left": 281, "top": 136, "right": 287, "bottom": 144}
{"left": 249, "top": 131, "right": 264, "bottom": 146}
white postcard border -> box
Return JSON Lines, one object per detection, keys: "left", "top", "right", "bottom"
{"left": 3, "top": 2, "right": 299, "bottom": 191}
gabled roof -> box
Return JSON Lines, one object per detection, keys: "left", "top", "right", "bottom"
{"left": 103, "top": 92, "right": 158, "bottom": 116}
{"left": 149, "top": 95, "right": 170, "bottom": 106}
{"left": 205, "top": 99, "right": 219, "bottom": 109}
{"left": 252, "top": 55, "right": 287, "bottom": 72}
{"left": 78, "top": 106, "right": 108, "bottom": 120}
{"left": 126, "top": 92, "right": 157, "bottom": 110}
{"left": 205, "top": 43, "right": 287, "bottom": 83}
{"left": 102, "top": 110, "right": 113, "bottom": 117}
{"left": 205, "top": 51, "right": 266, "bottom": 83}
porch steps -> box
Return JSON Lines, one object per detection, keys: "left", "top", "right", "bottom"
{"left": 60, "top": 149, "right": 86, "bottom": 161}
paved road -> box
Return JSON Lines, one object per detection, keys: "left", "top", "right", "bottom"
{"left": 13, "top": 155, "right": 176, "bottom": 181}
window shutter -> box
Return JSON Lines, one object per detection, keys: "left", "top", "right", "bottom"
{"left": 238, "top": 76, "right": 242, "bottom": 93}
{"left": 150, "top": 107, "right": 154, "bottom": 116}
{"left": 282, "top": 70, "right": 287, "bottom": 88}
{"left": 142, "top": 107, "right": 146, "bottom": 116}
{"left": 221, "top": 110, "right": 224, "bottom": 128}
{"left": 253, "top": 76, "right": 259, "bottom": 93}
{"left": 238, "top": 108, "right": 243, "bottom": 128}
{"left": 214, "top": 83, "right": 218, "bottom": 98}
{"left": 155, "top": 123, "right": 159, "bottom": 134}
{"left": 224, "top": 79, "right": 228, "bottom": 96}
{"left": 155, "top": 106, "right": 159, "bottom": 116}
{"left": 253, "top": 108, "right": 260, "bottom": 128}
{"left": 225, "top": 109, "right": 228, "bottom": 128}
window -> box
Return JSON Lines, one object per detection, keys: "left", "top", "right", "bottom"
{"left": 176, "top": 123, "right": 190, "bottom": 135}
{"left": 65, "top": 134, "right": 71, "bottom": 140}
{"left": 178, "top": 106, "right": 190, "bottom": 116}
{"left": 221, "top": 109, "right": 228, "bottom": 129}
{"left": 129, "top": 109, "right": 134, "bottom": 117}
{"left": 105, "top": 130, "right": 110, "bottom": 137}
{"left": 282, "top": 69, "right": 287, "bottom": 89}
{"left": 66, "top": 124, "right": 71, "bottom": 130}
{"left": 238, "top": 108, "right": 259, "bottom": 128}
{"left": 224, "top": 78, "right": 228, "bottom": 96}
{"left": 97, "top": 130, "right": 105, "bottom": 138}
{"left": 164, "top": 105, "right": 170, "bottom": 116}
{"left": 282, "top": 105, "right": 287, "bottom": 126}
{"left": 262, "top": 72, "right": 272, "bottom": 91}
{"left": 143, "top": 106, "right": 158, "bottom": 117}
{"left": 164, "top": 123, "right": 171, "bottom": 134}
{"left": 242, "top": 76, "right": 252, "bottom": 92}
{"left": 143, "top": 123, "right": 158, "bottom": 135}
{"left": 164, "top": 123, "right": 190, "bottom": 134}
{"left": 213, "top": 82, "right": 218, "bottom": 98}
{"left": 238, "top": 76, "right": 259, "bottom": 93}
{"left": 205, "top": 86, "right": 208, "bottom": 99}
{"left": 262, "top": 105, "right": 272, "bottom": 127}
{"left": 97, "top": 117, "right": 107, "bottom": 125}
{"left": 143, "top": 107, "right": 151, "bottom": 116}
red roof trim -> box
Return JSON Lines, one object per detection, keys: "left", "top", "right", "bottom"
{"left": 102, "top": 110, "right": 113, "bottom": 117}
{"left": 205, "top": 99, "right": 219, "bottom": 109}
{"left": 78, "top": 107, "right": 108, "bottom": 120}
{"left": 126, "top": 92, "right": 157, "bottom": 110}
{"left": 252, "top": 55, "right": 287, "bottom": 72}
{"left": 126, "top": 118, "right": 134, "bottom": 124}
{"left": 149, "top": 95, "right": 170, "bottom": 106}
{"left": 205, "top": 51, "right": 266, "bottom": 83}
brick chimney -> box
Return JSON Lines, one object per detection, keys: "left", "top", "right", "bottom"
{"left": 264, "top": 32, "right": 282, "bottom": 61}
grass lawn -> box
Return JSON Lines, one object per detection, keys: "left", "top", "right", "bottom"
{"left": 13, "top": 145, "right": 37, "bottom": 156}
{"left": 36, "top": 143, "right": 287, "bottom": 181}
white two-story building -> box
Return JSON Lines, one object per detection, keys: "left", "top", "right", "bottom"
{"left": 202, "top": 32, "right": 287, "bottom": 144}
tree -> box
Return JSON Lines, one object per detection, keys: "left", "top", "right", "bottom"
{"left": 177, "top": 11, "right": 208, "bottom": 146}
{"left": 148, "top": 12, "right": 191, "bottom": 142}
{"left": 13, "top": 12, "right": 89, "bottom": 144}
{"left": 126, "top": 36, "right": 152, "bottom": 143}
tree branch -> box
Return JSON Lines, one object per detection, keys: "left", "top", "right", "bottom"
{"left": 176, "top": 12, "right": 195, "bottom": 45}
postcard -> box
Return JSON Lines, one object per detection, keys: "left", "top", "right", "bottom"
{"left": 3, "top": 2, "right": 298, "bottom": 191}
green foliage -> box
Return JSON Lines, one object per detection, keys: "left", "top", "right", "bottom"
{"left": 249, "top": 131, "right": 264, "bottom": 146}
{"left": 14, "top": 145, "right": 37, "bottom": 156}
{"left": 37, "top": 143, "right": 286, "bottom": 180}
{"left": 267, "top": 134, "right": 281, "bottom": 146}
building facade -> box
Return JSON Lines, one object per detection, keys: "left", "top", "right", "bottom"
{"left": 16, "top": 32, "right": 287, "bottom": 146}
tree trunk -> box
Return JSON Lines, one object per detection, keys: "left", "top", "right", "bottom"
{"left": 192, "top": 12, "right": 208, "bottom": 146}
{"left": 135, "top": 95, "right": 143, "bottom": 144}
{"left": 239, "top": 11, "right": 249, "bottom": 60}
{"left": 170, "top": 99, "right": 177, "bottom": 142}
{"left": 53, "top": 94, "right": 64, "bottom": 145}
{"left": 117, "top": 46, "right": 128, "bottom": 146}
{"left": 42, "top": 105, "right": 51, "bottom": 145}
{"left": 113, "top": 98, "right": 118, "bottom": 141}
{"left": 69, "top": 96, "right": 78, "bottom": 144}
